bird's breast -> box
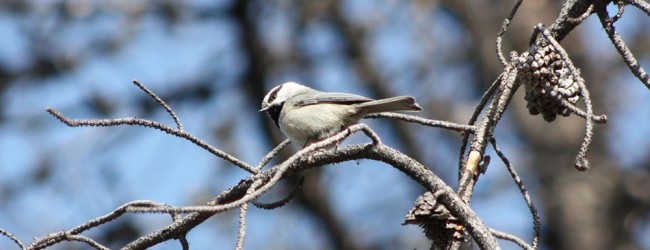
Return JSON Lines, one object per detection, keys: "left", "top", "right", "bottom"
{"left": 279, "top": 104, "right": 359, "bottom": 146}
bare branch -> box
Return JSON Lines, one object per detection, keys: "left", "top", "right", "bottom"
{"left": 548, "top": 0, "right": 597, "bottom": 42}
{"left": 253, "top": 176, "right": 304, "bottom": 210}
{"left": 556, "top": 98, "right": 607, "bottom": 124}
{"left": 565, "top": 3, "right": 594, "bottom": 23}
{"left": 28, "top": 201, "right": 169, "bottom": 249}
{"left": 365, "top": 113, "right": 475, "bottom": 133}
{"left": 612, "top": 0, "right": 625, "bottom": 24}
{"left": 132, "top": 80, "right": 184, "bottom": 130}
{"left": 178, "top": 234, "right": 189, "bottom": 250}
{"left": 496, "top": 0, "right": 523, "bottom": 67}
{"left": 490, "top": 138, "right": 540, "bottom": 249}
{"left": 0, "top": 228, "right": 25, "bottom": 250}
{"left": 490, "top": 228, "right": 533, "bottom": 250}
{"left": 368, "top": 146, "right": 499, "bottom": 249}
{"left": 357, "top": 124, "right": 382, "bottom": 145}
{"left": 70, "top": 200, "right": 168, "bottom": 235}
{"left": 235, "top": 204, "right": 248, "bottom": 250}
{"left": 168, "top": 212, "right": 189, "bottom": 250}
{"left": 626, "top": 0, "right": 650, "bottom": 15}
{"left": 121, "top": 125, "right": 380, "bottom": 249}
{"left": 29, "top": 232, "right": 109, "bottom": 250}
{"left": 122, "top": 126, "right": 500, "bottom": 249}
{"left": 255, "top": 139, "right": 291, "bottom": 172}
{"left": 45, "top": 107, "right": 256, "bottom": 173}
{"left": 459, "top": 74, "right": 503, "bottom": 171}
{"left": 60, "top": 234, "right": 109, "bottom": 250}
{"left": 459, "top": 69, "right": 520, "bottom": 203}
{"left": 236, "top": 181, "right": 263, "bottom": 250}
{"left": 124, "top": 124, "right": 379, "bottom": 215}
{"left": 595, "top": 2, "right": 650, "bottom": 89}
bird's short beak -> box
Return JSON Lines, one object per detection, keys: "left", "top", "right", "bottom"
{"left": 259, "top": 106, "right": 269, "bottom": 112}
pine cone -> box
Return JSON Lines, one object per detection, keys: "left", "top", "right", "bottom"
{"left": 515, "top": 45, "right": 582, "bottom": 122}
{"left": 404, "top": 191, "right": 468, "bottom": 244}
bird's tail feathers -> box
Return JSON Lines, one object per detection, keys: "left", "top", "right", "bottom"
{"left": 356, "top": 96, "right": 422, "bottom": 114}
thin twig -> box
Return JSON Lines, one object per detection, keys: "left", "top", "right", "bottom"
{"left": 611, "top": 0, "right": 625, "bottom": 24}
{"left": 547, "top": 0, "right": 598, "bottom": 42}
{"left": 235, "top": 204, "right": 248, "bottom": 250}
{"left": 535, "top": 24, "right": 597, "bottom": 170}
{"left": 491, "top": 138, "right": 540, "bottom": 249}
{"left": 626, "top": 0, "right": 650, "bottom": 15}
{"left": 596, "top": 3, "right": 650, "bottom": 89}
{"left": 236, "top": 183, "right": 260, "bottom": 250}
{"left": 45, "top": 107, "right": 256, "bottom": 173}
{"left": 132, "top": 80, "right": 183, "bottom": 130}
{"left": 459, "top": 69, "right": 519, "bottom": 202}
{"left": 496, "top": 0, "right": 523, "bottom": 67}
{"left": 28, "top": 201, "right": 168, "bottom": 249}
{"left": 70, "top": 200, "right": 168, "bottom": 235}
{"left": 365, "top": 113, "right": 476, "bottom": 133}
{"left": 168, "top": 212, "right": 189, "bottom": 250}
{"left": 253, "top": 176, "right": 304, "bottom": 210}
{"left": 0, "top": 228, "right": 25, "bottom": 250}
{"left": 573, "top": 80, "right": 595, "bottom": 170}
{"left": 125, "top": 124, "right": 379, "bottom": 215}
{"left": 565, "top": 3, "right": 594, "bottom": 23}
{"left": 557, "top": 98, "right": 607, "bottom": 124}
{"left": 178, "top": 233, "right": 189, "bottom": 250}
{"left": 62, "top": 234, "right": 110, "bottom": 250}
{"left": 255, "top": 139, "right": 291, "bottom": 172}
{"left": 30, "top": 232, "right": 109, "bottom": 250}
{"left": 358, "top": 123, "right": 382, "bottom": 145}
{"left": 459, "top": 74, "right": 503, "bottom": 170}
{"left": 490, "top": 228, "right": 533, "bottom": 250}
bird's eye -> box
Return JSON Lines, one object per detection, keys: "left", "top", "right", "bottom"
{"left": 267, "top": 85, "right": 282, "bottom": 103}
{"left": 270, "top": 91, "right": 278, "bottom": 102}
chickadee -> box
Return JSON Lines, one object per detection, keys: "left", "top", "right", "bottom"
{"left": 261, "top": 82, "right": 422, "bottom": 148}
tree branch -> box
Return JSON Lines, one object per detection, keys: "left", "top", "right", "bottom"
{"left": 255, "top": 139, "right": 291, "bottom": 172}
{"left": 490, "top": 138, "right": 540, "bottom": 249}
{"left": 548, "top": 0, "right": 597, "bottom": 42}
{"left": 27, "top": 201, "right": 170, "bottom": 249}
{"left": 459, "top": 68, "right": 520, "bottom": 204}
{"left": 496, "top": 0, "right": 523, "bottom": 67}
{"left": 0, "top": 228, "right": 25, "bottom": 250}
{"left": 132, "top": 79, "right": 184, "bottom": 130}
{"left": 253, "top": 176, "right": 304, "bottom": 210}
{"left": 626, "top": 0, "right": 650, "bottom": 15}
{"left": 117, "top": 124, "right": 499, "bottom": 249}
{"left": 595, "top": 1, "right": 650, "bottom": 89}
{"left": 45, "top": 107, "right": 256, "bottom": 173}
{"left": 365, "top": 113, "right": 476, "bottom": 133}
{"left": 490, "top": 228, "right": 533, "bottom": 250}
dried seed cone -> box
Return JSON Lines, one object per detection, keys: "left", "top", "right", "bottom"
{"left": 515, "top": 45, "right": 582, "bottom": 122}
{"left": 404, "top": 192, "right": 468, "bottom": 244}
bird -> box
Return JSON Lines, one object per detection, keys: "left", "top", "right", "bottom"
{"left": 261, "top": 82, "right": 422, "bottom": 148}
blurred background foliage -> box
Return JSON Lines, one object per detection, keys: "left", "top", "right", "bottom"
{"left": 0, "top": 0, "right": 648, "bottom": 249}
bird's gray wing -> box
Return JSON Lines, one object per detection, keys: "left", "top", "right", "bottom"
{"left": 295, "top": 93, "right": 374, "bottom": 106}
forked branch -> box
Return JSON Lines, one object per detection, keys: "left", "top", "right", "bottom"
{"left": 45, "top": 80, "right": 256, "bottom": 174}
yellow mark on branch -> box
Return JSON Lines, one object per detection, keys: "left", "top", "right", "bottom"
{"left": 465, "top": 151, "right": 482, "bottom": 175}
